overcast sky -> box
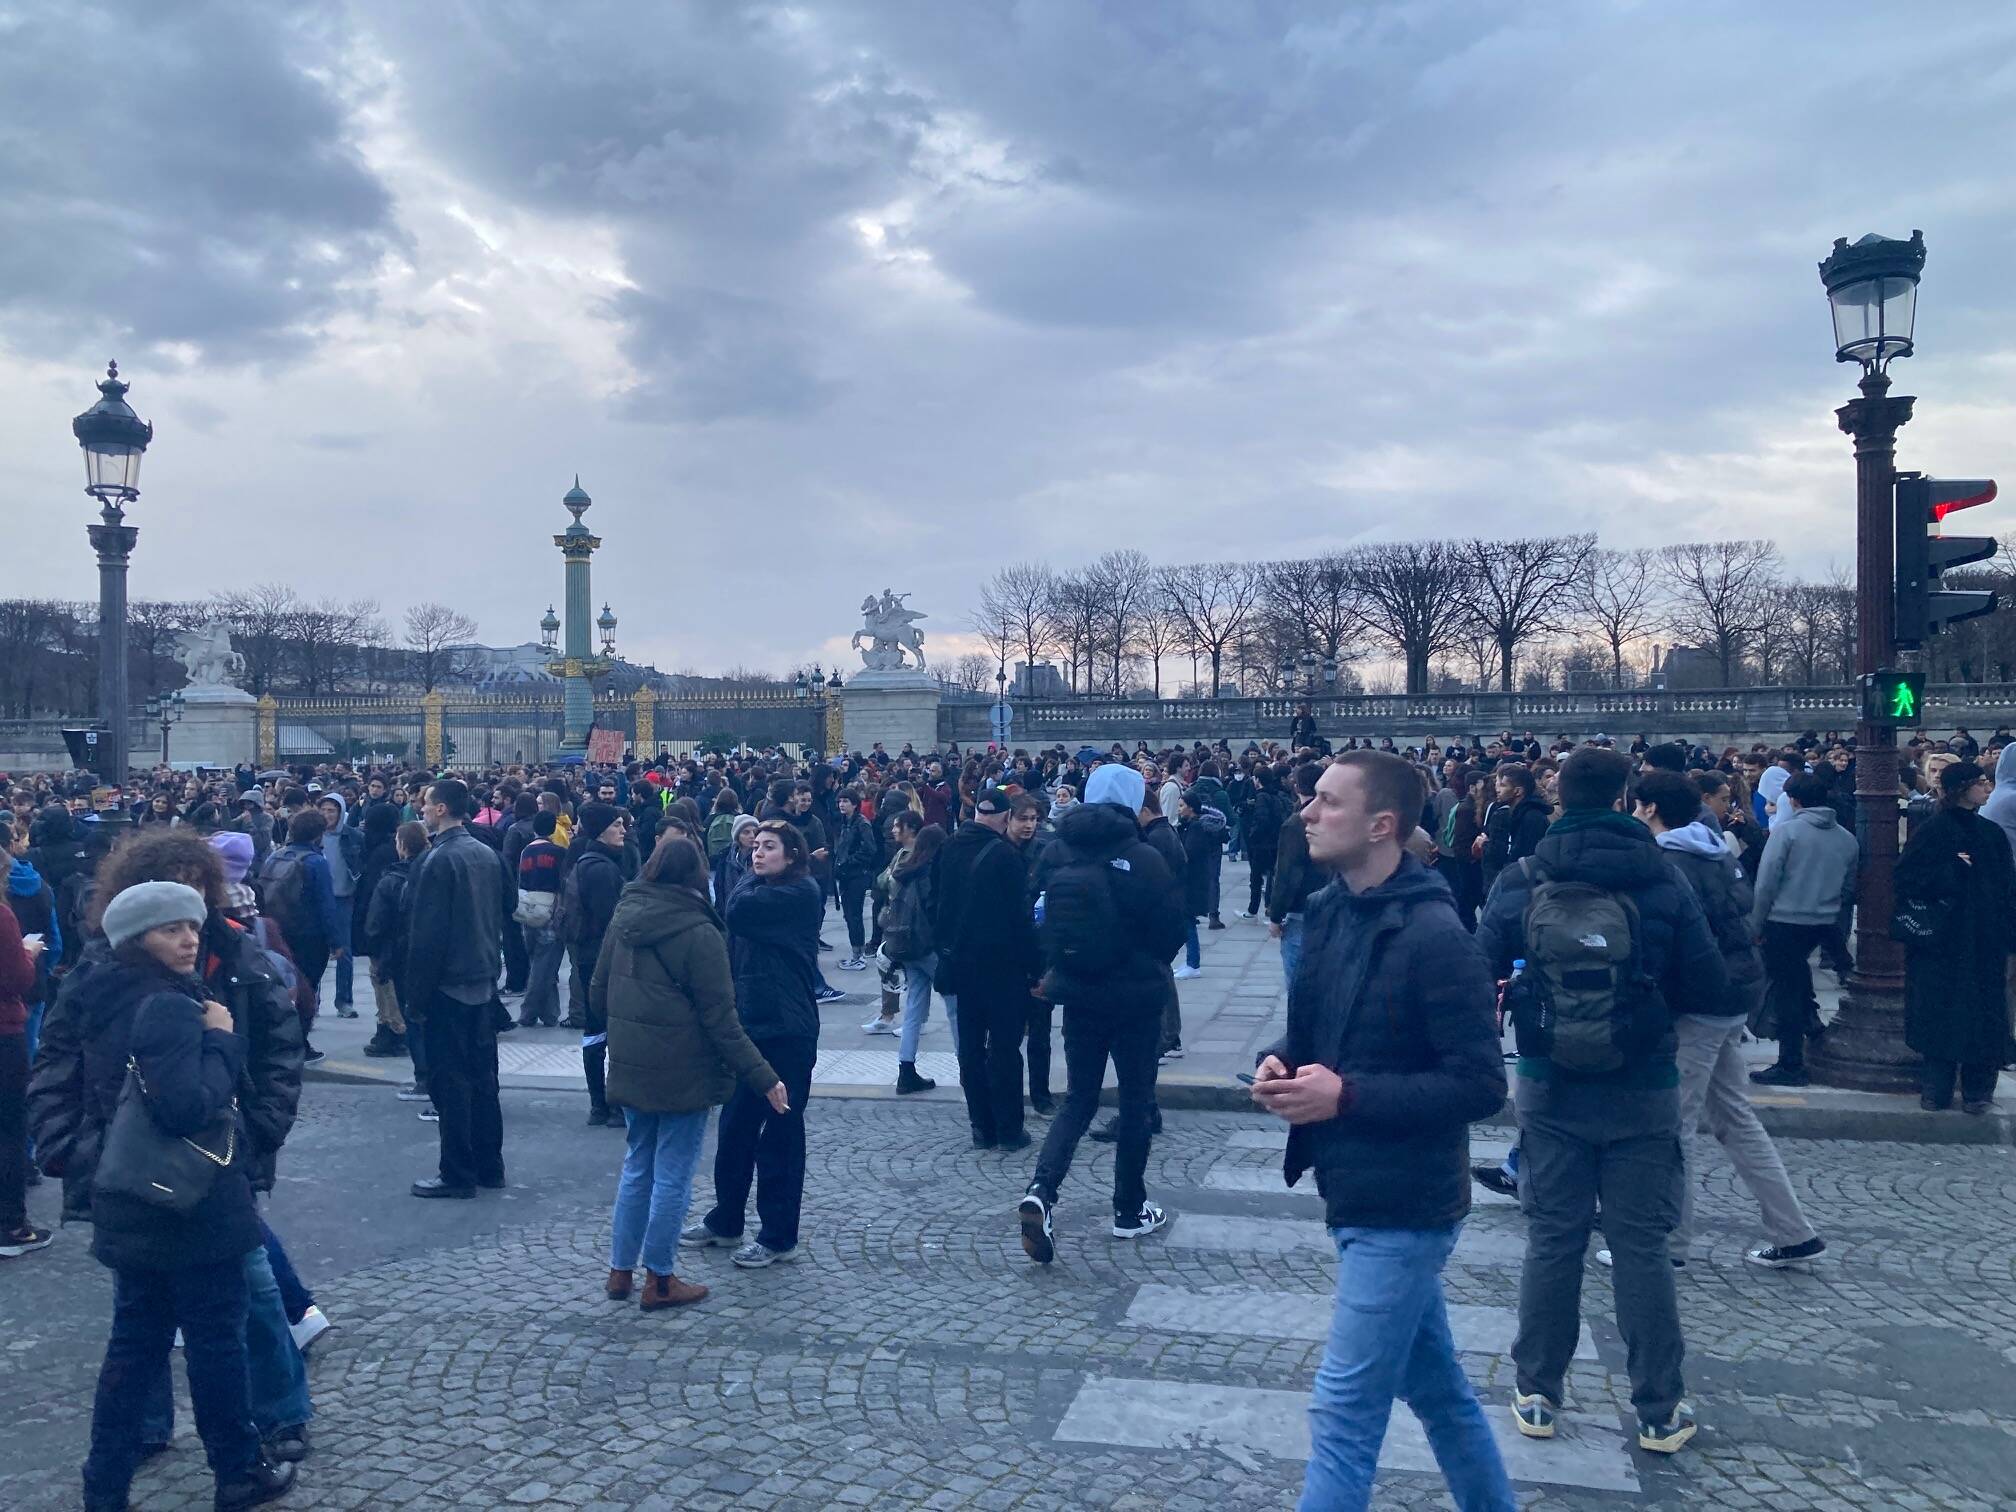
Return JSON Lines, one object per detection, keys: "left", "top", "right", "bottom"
{"left": 5, "top": 1, "right": 2016, "bottom": 679}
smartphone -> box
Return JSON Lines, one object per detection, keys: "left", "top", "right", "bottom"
{"left": 1235, "top": 1072, "right": 1257, "bottom": 1086}
{"left": 21, "top": 933, "right": 42, "bottom": 949}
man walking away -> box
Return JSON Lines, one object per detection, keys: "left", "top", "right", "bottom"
{"left": 1746, "top": 773, "right": 1860, "bottom": 1088}
{"left": 1251, "top": 752, "right": 1514, "bottom": 1512}
{"left": 1267, "top": 764, "right": 1325, "bottom": 990}
{"left": 933, "top": 786, "right": 1040, "bottom": 1150}
{"left": 404, "top": 779, "right": 515, "bottom": 1199}
{"left": 1477, "top": 748, "right": 1727, "bottom": 1456}
{"left": 1017, "top": 764, "right": 1185, "bottom": 1263}
{"left": 1634, "top": 772, "right": 1824, "bottom": 1269}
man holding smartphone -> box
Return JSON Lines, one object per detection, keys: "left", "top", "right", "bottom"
{"left": 1252, "top": 752, "right": 1513, "bottom": 1512}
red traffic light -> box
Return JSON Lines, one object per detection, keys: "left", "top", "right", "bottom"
{"left": 1922, "top": 477, "right": 1997, "bottom": 522}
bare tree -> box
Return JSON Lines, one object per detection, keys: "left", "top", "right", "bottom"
{"left": 977, "top": 562, "right": 1058, "bottom": 675}
{"left": 1046, "top": 572, "right": 1103, "bottom": 695}
{"left": 1579, "top": 548, "right": 1661, "bottom": 690}
{"left": 1163, "top": 561, "right": 1262, "bottom": 697}
{"left": 1350, "top": 542, "right": 1474, "bottom": 696}
{"left": 1661, "top": 540, "right": 1783, "bottom": 685}
{"left": 209, "top": 583, "right": 298, "bottom": 696}
{"left": 404, "top": 602, "right": 479, "bottom": 691}
{"left": 1132, "top": 582, "right": 1188, "bottom": 699}
{"left": 1086, "top": 549, "right": 1155, "bottom": 696}
{"left": 953, "top": 651, "right": 994, "bottom": 693}
{"left": 126, "top": 600, "right": 205, "bottom": 696}
{"left": 1259, "top": 554, "right": 1359, "bottom": 662}
{"left": 1455, "top": 535, "right": 1596, "bottom": 691}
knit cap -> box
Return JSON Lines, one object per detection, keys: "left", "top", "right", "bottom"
{"left": 208, "top": 830, "right": 256, "bottom": 884}
{"left": 102, "top": 881, "right": 207, "bottom": 950}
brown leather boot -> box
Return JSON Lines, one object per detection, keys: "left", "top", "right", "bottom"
{"left": 605, "top": 1268, "right": 633, "bottom": 1301}
{"left": 640, "top": 1270, "right": 708, "bottom": 1310}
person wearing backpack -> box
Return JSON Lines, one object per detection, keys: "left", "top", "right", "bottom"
{"left": 1016, "top": 763, "right": 1185, "bottom": 1264}
{"left": 878, "top": 816, "right": 948, "bottom": 1093}
{"left": 1234, "top": 769, "right": 1287, "bottom": 922}
{"left": 1475, "top": 747, "right": 1728, "bottom": 1458}
{"left": 256, "top": 811, "right": 344, "bottom": 1053}
{"left": 566, "top": 804, "right": 630, "bottom": 1127}
{"left": 514, "top": 812, "right": 569, "bottom": 1028}
{"left": 933, "top": 786, "right": 1042, "bottom": 1151}
{"left": 351, "top": 804, "right": 404, "bottom": 1058}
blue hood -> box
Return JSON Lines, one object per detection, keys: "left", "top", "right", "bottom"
{"left": 7, "top": 856, "right": 44, "bottom": 896}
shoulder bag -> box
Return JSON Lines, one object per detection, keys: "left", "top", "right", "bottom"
{"left": 94, "top": 1056, "right": 238, "bottom": 1216}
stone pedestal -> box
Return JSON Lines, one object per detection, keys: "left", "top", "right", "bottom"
{"left": 168, "top": 685, "right": 259, "bottom": 769}
{"left": 836, "top": 670, "right": 941, "bottom": 755}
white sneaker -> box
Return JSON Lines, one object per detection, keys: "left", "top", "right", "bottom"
{"left": 1173, "top": 965, "right": 1202, "bottom": 979}
{"left": 862, "top": 1017, "right": 897, "bottom": 1036}
{"left": 1112, "top": 1203, "right": 1169, "bottom": 1240}
{"left": 1596, "top": 1248, "right": 1684, "bottom": 1270}
{"left": 1233, "top": 910, "right": 1254, "bottom": 920}
{"left": 289, "top": 1305, "right": 333, "bottom": 1353}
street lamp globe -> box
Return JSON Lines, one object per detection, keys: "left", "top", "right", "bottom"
{"left": 540, "top": 606, "right": 560, "bottom": 650}
{"left": 597, "top": 603, "right": 617, "bottom": 656}
{"left": 793, "top": 670, "right": 809, "bottom": 699}
{"left": 1819, "top": 230, "right": 1924, "bottom": 371}
{"left": 72, "top": 361, "right": 153, "bottom": 502}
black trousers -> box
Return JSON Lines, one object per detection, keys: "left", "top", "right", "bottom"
{"left": 704, "top": 1034, "right": 816, "bottom": 1252}
{"left": 1026, "top": 1002, "right": 1053, "bottom": 1104}
{"left": 837, "top": 873, "right": 869, "bottom": 954}
{"left": 956, "top": 980, "right": 1028, "bottom": 1143}
{"left": 1921, "top": 1058, "right": 1999, "bottom": 1107}
{"left": 419, "top": 996, "right": 504, "bottom": 1188}
{"left": 0, "top": 1031, "right": 25, "bottom": 1232}
{"left": 501, "top": 918, "right": 528, "bottom": 994}
{"left": 1761, "top": 921, "right": 1830, "bottom": 1072}
{"left": 1246, "top": 856, "right": 1274, "bottom": 916}
{"left": 1032, "top": 1002, "right": 1160, "bottom": 1218}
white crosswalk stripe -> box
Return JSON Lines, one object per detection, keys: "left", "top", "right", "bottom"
{"left": 1164, "top": 1212, "right": 1530, "bottom": 1268}
{"left": 1122, "top": 1284, "right": 1596, "bottom": 1360}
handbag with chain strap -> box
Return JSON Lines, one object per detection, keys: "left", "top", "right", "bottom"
{"left": 93, "top": 1056, "right": 238, "bottom": 1216}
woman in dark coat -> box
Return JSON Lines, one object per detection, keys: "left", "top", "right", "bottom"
{"left": 58, "top": 881, "right": 294, "bottom": 1511}
{"left": 591, "top": 834, "right": 782, "bottom": 1310}
{"left": 1897, "top": 761, "right": 2015, "bottom": 1113}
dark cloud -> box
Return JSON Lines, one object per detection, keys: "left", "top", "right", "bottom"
{"left": 0, "top": 0, "right": 395, "bottom": 361}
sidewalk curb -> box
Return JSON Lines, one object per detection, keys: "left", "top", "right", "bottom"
{"left": 304, "top": 1064, "right": 2016, "bottom": 1144}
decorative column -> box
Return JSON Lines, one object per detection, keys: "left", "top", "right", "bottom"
{"left": 633, "top": 685, "right": 657, "bottom": 756}
{"left": 256, "top": 695, "right": 278, "bottom": 767}
{"left": 550, "top": 477, "right": 606, "bottom": 751}
{"left": 422, "top": 689, "right": 447, "bottom": 768}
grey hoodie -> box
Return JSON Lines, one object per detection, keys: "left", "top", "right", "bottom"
{"left": 1979, "top": 745, "right": 2016, "bottom": 860}
{"left": 1748, "top": 804, "right": 1859, "bottom": 933}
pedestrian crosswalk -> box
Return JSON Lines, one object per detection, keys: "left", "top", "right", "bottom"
{"left": 1047, "top": 1125, "right": 1644, "bottom": 1497}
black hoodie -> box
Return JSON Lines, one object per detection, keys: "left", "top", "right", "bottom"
{"left": 1031, "top": 804, "right": 1185, "bottom": 1015}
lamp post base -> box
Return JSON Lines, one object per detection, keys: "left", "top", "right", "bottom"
{"left": 1808, "top": 974, "right": 1920, "bottom": 1093}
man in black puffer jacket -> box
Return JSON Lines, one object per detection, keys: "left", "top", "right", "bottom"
{"left": 1016, "top": 764, "right": 1185, "bottom": 1264}
{"left": 1475, "top": 747, "right": 1727, "bottom": 1457}
{"left": 1248, "top": 752, "right": 1513, "bottom": 1510}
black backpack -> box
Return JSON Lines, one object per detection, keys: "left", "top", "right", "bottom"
{"left": 1038, "top": 850, "right": 1127, "bottom": 976}
{"left": 880, "top": 869, "right": 937, "bottom": 964}
{"left": 1504, "top": 857, "right": 1665, "bottom": 1074}
{"left": 256, "top": 849, "right": 314, "bottom": 944}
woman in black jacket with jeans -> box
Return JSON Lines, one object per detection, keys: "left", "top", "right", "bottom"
{"left": 682, "top": 819, "right": 822, "bottom": 1269}
{"left": 68, "top": 882, "right": 294, "bottom": 1511}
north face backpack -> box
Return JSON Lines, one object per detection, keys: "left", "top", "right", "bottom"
{"left": 1507, "top": 858, "right": 1664, "bottom": 1074}
{"left": 1037, "top": 851, "right": 1127, "bottom": 976}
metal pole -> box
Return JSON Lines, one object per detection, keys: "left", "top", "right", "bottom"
{"left": 1810, "top": 368, "right": 1917, "bottom": 1092}
{"left": 88, "top": 501, "right": 136, "bottom": 785}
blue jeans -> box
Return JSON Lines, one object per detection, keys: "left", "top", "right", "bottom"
{"left": 1279, "top": 913, "right": 1305, "bottom": 992}
{"left": 1300, "top": 1224, "right": 1515, "bottom": 1512}
{"left": 332, "top": 893, "right": 355, "bottom": 1003}
{"left": 141, "top": 1239, "right": 312, "bottom": 1443}
{"left": 87, "top": 1254, "right": 263, "bottom": 1501}
{"left": 900, "top": 953, "right": 956, "bottom": 1062}
{"left": 520, "top": 923, "right": 568, "bottom": 1025}
{"left": 1184, "top": 918, "right": 1201, "bottom": 970}
{"left": 263, "top": 1223, "right": 314, "bottom": 1325}
{"left": 610, "top": 1108, "right": 709, "bottom": 1274}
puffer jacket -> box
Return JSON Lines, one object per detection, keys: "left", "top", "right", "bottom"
{"left": 1177, "top": 807, "right": 1228, "bottom": 917}
{"left": 724, "top": 871, "right": 822, "bottom": 1043}
{"left": 1261, "top": 855, "right": 1506, "bottom": 1230}
{"left": 1031, "top": 802, "right": 1186, "bottom": 1015}
{"left": 1654, "top": 821, "right": 1766, "bottom": 1019}
{"left": 593, "top": 880, "right": 778, "bottom": 1113}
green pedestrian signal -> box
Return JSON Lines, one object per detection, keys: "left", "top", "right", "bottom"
{"left": 1861, "top": 670, "right": 1925, "bottom": 727}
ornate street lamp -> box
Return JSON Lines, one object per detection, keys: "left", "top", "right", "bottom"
{"left": 792, "top": 670, "right": 809, "bottom": 700}
{"left": 145, "top": 690, "right": 185, "bottom": 766}
{"left": 72, "top": 362, "right": 152, "bottom": 784}
{"left": 1278, "top": 654, "right": 1296, "bottom": 693}
{"left": 1321, "top": 654, "right": 1339, "bottom": 692}
{"left": 597, "top": 602, "right": 618, "bottom": 659}
{"left": 540, "top": 606, "right": 560, "bottom": 652}
{"left": 1807, "top": 232, "right": 1925, "bottom": 1094}
{"left": 1298, "top": 649, "right": 1317, "bottom": 694}
{"left": 1820, "top": 230, "right": 1924, "bottom": 372}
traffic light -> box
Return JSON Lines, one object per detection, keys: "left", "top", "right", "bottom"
{"left": 1861, "top": 670, "right": 1924, "bottom": 727}
{"left": 1895, "top": 473, "right": 1998, "bottom": 646}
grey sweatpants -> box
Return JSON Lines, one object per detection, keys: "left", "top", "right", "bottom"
{"left": 1673, "top": 1014, "right": 1814, "bottom": 1252}
{"left": 1513, "top": 1077, "right": 1685, "bottom": 1426}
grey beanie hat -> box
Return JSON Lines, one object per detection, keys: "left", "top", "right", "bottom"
{"left": 102, "top": 880, "right": 208, "bottom": 951}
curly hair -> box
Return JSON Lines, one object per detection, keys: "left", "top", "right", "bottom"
{"left": 89, "top": 827, "right": 228, "bottom": 933}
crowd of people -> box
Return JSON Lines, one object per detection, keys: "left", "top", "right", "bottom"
{"left": 0, "top": 711, "right": 2008, "bottom": 1511}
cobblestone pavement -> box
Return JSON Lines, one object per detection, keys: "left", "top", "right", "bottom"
{"left": 5, "top": 1079, "right": 2015, "bottom": 1510}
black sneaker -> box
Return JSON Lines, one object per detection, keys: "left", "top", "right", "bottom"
{"left": 1088, "top": 1113, "right": 1162, "bottom": 1143}
{"left": 1112, "top": 1203, "right": 1168, "bottom": 1240}
{"left": 1748, "top": 1063, "right": 1809, "bottom": 1087}
{"left": 1030, "top": 1097, "right": 1056, "bottom": 1117}
{"left": 814, "top": 985, "right": 846, "bottom": 1004}
{"left": 302, "top": 1045, "right": 327, "bottom": 1066}
{"left": 215, "top": 1456, "right": 296, "bottom": 1509}
{"left": 586, "top": 1106, "right": 612, "bottom": 1127}
{"left": 262, "top": 1423, "right": 311, "bottom": 1463}
{"left": 333, "top": 1002, "right": 358, "bottom": 1019}
{"left": 1511, "top": 1390, "right": 1557, "bottom": 1438}
{"left": 995, "top": 1130, "right": 1033, "bottom": 1152}
{"left": 1745, "top": 1237, "right": 1825, "bottom": 1269}
{"left": 0, "top": 1224, "right": 54, "bottom": 1258}
{"left": 971, "top": 1129, "right": 996, "bottom": 1150}
{"left": 1471, "top": 1163, "right": 1518, "bottom": 1199}
{"left": 1018, "top": 1189, "right": 1055, "bottom": 1265}
{"left": 1637, "top": 1409, "right": 1698, "bottom": 1454}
